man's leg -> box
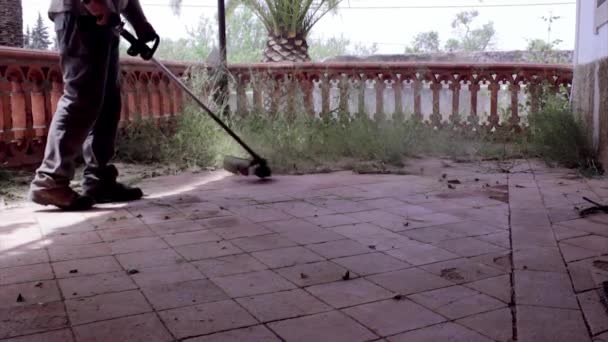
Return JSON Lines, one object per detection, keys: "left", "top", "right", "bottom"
{"left": 81, "top": 34, "right": 143, "bottom": 203}
{"left": 29, "top": 13, "right": 115, "bottom": 210}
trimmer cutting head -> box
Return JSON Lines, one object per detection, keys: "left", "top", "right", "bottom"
{"left": 223, "top": 156, "right": 272, "bottom": 179}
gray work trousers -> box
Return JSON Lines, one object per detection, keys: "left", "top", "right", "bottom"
{"left": 31, "top": 12, "right": 121, "bottom": 192}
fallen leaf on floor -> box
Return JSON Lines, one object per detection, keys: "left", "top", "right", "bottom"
{"left": 448, "top": 184, "right": 456, "bottom": 189}
{"left": 127, "top": 269, "right": 140, "bottom": 275}
{"left": 393, "top": 294, "right": 403, "bottom": 301}
{"left": 515, "top": 185, "right": 526, "bottom": 188}
{"left": 136, "top": 214, "right": 143, "bottom": 218}
{"left": 342, "top": 271, "right": 351, "bottom": 281}
{"left": 69, "top": 269, "right": 78, "bottom": 274}
{"left": 34, "top": 282, "right": 43, "bottom": 288}
{"left": 440, "top": 268, "right": 464, "bottom": 281}
{"left": 368, "top": 245, "right": 376, "bottom": 250}
{"left": 300, "top": 273, "right": 309, "bottom": 279}
{"left": 16, "top": 294, "right": 24, "bottom": 302}
{"left": 447, "top": 179, "right": 461, "bottom": 185}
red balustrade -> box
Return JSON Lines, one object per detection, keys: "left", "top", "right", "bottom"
{"left": 0, "top": 47, "right": 573, "bottom": 167}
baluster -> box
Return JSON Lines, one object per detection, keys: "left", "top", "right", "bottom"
{"left": 468, "top": 83, "right": 480, "bottom": 126}
{"left": 8, "top": 74, "right": 26, "bottom": 141}
{"left": 126, "top": 76, "right": 138, "bottom": 120}
{"left": 509, "top": 83, "right": 521, "bottom": 128}
{"left": 139, "top": 76, "right": 151, "bottom": 119}
{"left": 488, "top": 81, "right": 500, "bottom": 128}
{"left": 430, "top": 81, "right": 442, "bottom": 126}
{"left": 0, "top": 80, "right": 11, "bottom": 141}
{"left": 236, "top": 74, "right": 248, "bottom": 117}
{"left": 301, "top": 77, "right": 314, "bottom": 116}
{"left": 49, "top": 72, "right": 62, "bottom": 117}
{"left": 252, "top": 76, "right": 263, "bottom": 114}
{"left": 29, "top": 76, "right": 47, "bottom": 138}
{"left": 449, "top": 81, "right": 461, "bottom": 125}
{"left": 528, "top": 81, "right": 540, "bottom": 114}
{"left": 357, "top": 75, "right": 367, "bottom": 119}
{"left": 393, "top": 76, "right": 404, "bottom": 122}
{"left": 321, "top": 74, "right": 330, "bottom": 118}
{"left": 161, "top": 78, "right": 172, "bottom": 118}
{"left": 413, "top": 77, "right": 422, "bottom": 122}
{"left": 286, "top": 74, "right": 297, "bottom": 120}
{"left": 171, "top": 80, "right": 183, "bottom": 115}
{"left": 270, "top": 77, "right": 280, "bottom": 116}
{"left": 374, "top": 75, "right": 385, "bottom": 121}
{"left": 338, "top": 74, "right": 349, "bottom": 115}
{"left": 150, "top": 76, "right": 162, "bottom": 119}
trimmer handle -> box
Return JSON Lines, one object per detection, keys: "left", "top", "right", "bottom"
{"left": 120, "top": 29, "right": 160, "bottom": 61}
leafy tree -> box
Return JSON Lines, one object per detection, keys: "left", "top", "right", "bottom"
{"left": 445, "top": 10, "right": 495, "bottom": 52}
{"left": 309, "top": 35, "right": 350, "bottom": 61}
{"left": 351, "top": 42, "right": 378, "bottom": 56}
{"left": 29, "top": 13, "right": 51, "bottom": 50}
{"left": 405, "top": 31, "right": 440, "bottom": 53}
{"left": 526, "top": 13, "right": 566, "bottom": 63}
{"left": 23, "top": 26, "right": 30, "bottom": 48}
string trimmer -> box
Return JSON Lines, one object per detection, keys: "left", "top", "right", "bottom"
{"left": 113, "top": 20, "right": 271, "bottom": 179}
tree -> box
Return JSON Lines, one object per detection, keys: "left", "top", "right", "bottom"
{"left": 309, "top": 35, "right": 350, "bottom": 61}
{"left": 405, "top": 31, "right": 440, "bottom": 53}
{"left": 0, "top": 0, "right": 23, "bottom": 47}
{"left": 445, "top": 10, "right": 495, "bottom": 52}
{"left": 29, "top": 13, "right": 51, "bottom": 50}
{"left": 23, "top": 26, "right": 30, "bottom": 48}
{"left": 526, "top": 12, "right": 566, "bottom": 63}
{"left": 171, "top": 0, "right": 343, "bottom": 62}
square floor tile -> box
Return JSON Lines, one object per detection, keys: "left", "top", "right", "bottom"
{"left": 436, "top": 237, "right": 505, "bottom": 258}
{"left": 236, "top": 289, "right": 331, "bottom": 322}
{"left": 517, "top": 306, "right": 590, "bottom": 342}
{"left": 116, "top": 249, "right": 185, "bottom": 269}
{"left": 49, "top": 243, "right": 112, "bottom": 262}
{"left": 252, "top": 246, "right": 324, "bottom": 269}
{"left": 367, "top": 268, "right": 453, "bottom": 295}
{"left": 277, "top": 261, "right": 351, "bottom": 287}
{"left": 141, "top": 279, "right": 228, "bottom": 310}
{"left": 211, "top": 223, "right": 273, "bottom": 240}
{"left": 385, "top": 244, "right": 459, "bottom": 266}
{"left": 307, "top": 240, "right": 371, "bottom": 259}
{"left": 421, "top": 258, "right": 504, "bottom": 284}
{"left": 401, "top": 226, "right": 467, "bottom": 244}
{"left": 65, "top": 290, "right": 152, "bottom": 325}
{"left": 109, "top": 237, "right": 169, "bottom": 255}
{"left": 212, "top": 270, "right": 296, "bottom": 297}
{"left": 130, "top": 263, "right": 205, "bottom": 287}
{"left": 162, "top": 230, "right": 222, "bottom": 247}
{"left": 388, "top": 322, "right": 491, "bottom": 342}
{"left": 184, "top": 325, "right": 281, "bottom": 342}
{"left": 230, "top": 205, "right": 292, "bottom": 223}
{"left": 457, "top": 308, "right": 513, "bottom": 342}
{"left": 0, "top": 250, "right": 48, "bottom": 269}
{"left": 231, "top": 234, "right": 297, "bottom": 252}
{"left": 0, "top": 281, "right": 61, "bottom": 308}
{"left": 97, "top": 225, "right": 155, "bottom": 242}
{"left": 331, "top": 224, "right": 415, "bottom": 251}
{"left": 176, "top": 241, "right": 242, "bottom": 261}
{"left": 73, "top": 313, "right": 173, "bottom": 342}
{"left": 0, "top": 302, "right": 68, "bottom": 339}
{"left": 306, "top": 278, "right": 392, "bottom": 308}
{"left": 306, "top": 214, "right": 360, "bottom": 228}
{"left": 408, "top": 285, "right": 505, "bottom": 319}
{"left": 268, "top": 311, "right": 377, "bottom": 342}
{"left": 513, "top": 247, "right": 566, "bottom": 273}
{"left": 281, "top": 227, "right": 345, "bottom": 245}
{"left": 59, "top": 272, "right": 137, "bottom": 299}
{"left": 194, "top": 254, "right": 268, "bottom": 278}
{"left": 333, "top": 253, "right": 410, "bottom": 276}
{"left": 270, "top": 202, "right": 335, "bottom": 218}
{"left": 514, "top": 270, "right": 578, "bottom": 309}
{"left": 147, "top": 220, "right": 206, "bottom": 235}
{"left": 159, "top": 299, "right": 257, "bottom": 339}
{"left": 577, "top": 290, "right": 608, "bottom": 335}
{"left": 464, "top": 275, "right": 511, "bottom": 303}
{"left": 343, "top": 299, "right": 446, "bottom": 336}
{"left": 52, "top": 256, "right": 122, "bottom": 279}
{"left": 261, "top": 218, "right": 319, "bottom": 233}
{"left": 1, "top": 329, "right": 74, "bottom": 342}
{"left": 0, "top": 263, "right": 54, "bottom": 286}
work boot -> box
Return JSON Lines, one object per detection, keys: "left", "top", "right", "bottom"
{"left": 29, "top": 187, "right": 95, "bottom": 211}
{"left": 83, "top": 165, "right": 144, "bottom": 204}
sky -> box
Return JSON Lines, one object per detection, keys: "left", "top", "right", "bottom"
{"left": 22, "top": 0, "right": 578, "bottom": 53}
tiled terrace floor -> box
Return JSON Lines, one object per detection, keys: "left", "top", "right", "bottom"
{"left": 2, "top": 159, "right": 608, "bottom": 342}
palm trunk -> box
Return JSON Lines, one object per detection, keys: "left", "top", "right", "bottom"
{"left": 263, "top": 33, "right": 310, "bottom": 62}
{"left": 0, "top": 0, "right": 23, "bottom": 47}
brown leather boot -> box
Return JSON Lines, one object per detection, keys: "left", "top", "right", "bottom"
{"left": 29, "top": 187, "right": 95, "bottom": 211}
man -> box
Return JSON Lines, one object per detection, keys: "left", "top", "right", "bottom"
{"left": 28, "top": 0, "right": 157, "bottom": 210}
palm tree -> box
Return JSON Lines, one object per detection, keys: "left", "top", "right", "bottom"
{"left": 0, "top": 0, "right": 24, "bottom": 47}
{"left": 172, "top": 0, "right": 342, "bottom": 62}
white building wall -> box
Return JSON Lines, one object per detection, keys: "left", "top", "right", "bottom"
{"left": 575, "top": 0, "right": 608, "bottom": 64}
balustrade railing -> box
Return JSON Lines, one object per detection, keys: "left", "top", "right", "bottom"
{"left": 0, "top": 47, "right": 573, "bottom": 167}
